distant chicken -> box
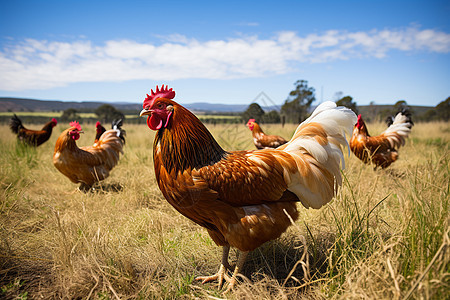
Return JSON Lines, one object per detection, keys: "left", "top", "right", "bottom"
{"left": 246, "top": 119, "right": 287, "bottom": 149}
{"left": 140, "top": 85, "right": 356, "bottom": 292}
{"left": 350, "top": 110, "right": 413, "bottom": 169}
{"left": 9, "top": 114, "right": 57, "bottom": 146}
{"left": 94, "top": 121, "right": 107, "bottom": 144}
{"left": 53, "top": 121, "right": 125, "bottom": 191}
{"left": 94, "top": 119, "right": 126, "bottom": 146}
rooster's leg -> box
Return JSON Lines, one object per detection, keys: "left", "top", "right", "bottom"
{"left": 196, "top": 245, "right": 232, "bottom": 289}
{"left": 222, "top": 250, "right": 249, "bottom": 293}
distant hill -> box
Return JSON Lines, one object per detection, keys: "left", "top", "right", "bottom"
{"left": 0, "top": 97, "right": 433, "bottom": 118}
{"left": 0, "top": 97, "right": 279, "bottom": 114}
{"left": 0, "top": 97, "right": 141, "bottom": 113}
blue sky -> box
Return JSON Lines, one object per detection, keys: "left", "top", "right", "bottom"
{"left": 0, "top": 0, "right": 449, "bottom": 107}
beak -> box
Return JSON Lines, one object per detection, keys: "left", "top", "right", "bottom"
{"left": 79, "top": 131, "right": 84, "bottom": 134}
{"left": 140, "top": 108, "right": 152, "bottom": 117}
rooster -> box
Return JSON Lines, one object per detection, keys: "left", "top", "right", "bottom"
{"left": 350, "top": 110, "right": 413, "bottom": 169}
{"left": 9, "top": 114, "right": 58, "bottom": 146}
{"left": 140, "top": 85, "right": 357, "bottom": 292}
{"left": 246, "top": 118, "right": 287, "bottom": 149}
{"left": 53, "top": 121, "right": 125, "bottom": 191}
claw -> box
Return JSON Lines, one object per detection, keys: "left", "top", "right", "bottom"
{"left": 196, "top": 264, "right": 231, "bottom": 289}
{"left": 222, "top": 277, "right": 237, "bottom": 294}
{"left": 196, "top": 249, "right": 249, "bottom": 294}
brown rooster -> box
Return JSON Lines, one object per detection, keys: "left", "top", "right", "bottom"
{"left": 246, "top": 118, "right": 287, "bottom": 149}
{"left": 350, "top": 110, "right": 413, "bottom": 169}
{"left": 140, "top": 85, "right": 357, "bottom": 292}
{"left": 9, "top": 114, "right": 58, "bottom": 146}
{"left": 53, "top": 121, "right": 125, "bottom": 191}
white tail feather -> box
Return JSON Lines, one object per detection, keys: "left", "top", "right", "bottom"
{"left": 279, "top": 101, "right": 357, "bottom": 209}
{"left": 381, "top": 111, "right": 413, "bottom": 148}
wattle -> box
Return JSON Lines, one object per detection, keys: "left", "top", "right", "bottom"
{"left": 148, "top": 115, "right": 163, "bottom": 130}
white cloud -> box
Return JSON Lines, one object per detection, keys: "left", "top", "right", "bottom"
{"left": 0, "top": 26, "right": 448, "bottom": 91}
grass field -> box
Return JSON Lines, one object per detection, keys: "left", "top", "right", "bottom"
{"left": 0, "top": 120, "right": 448, "bottom": 299}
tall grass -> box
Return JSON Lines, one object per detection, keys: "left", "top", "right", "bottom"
{"left": 0, "top": 121, "right": 448, "bottom": 299}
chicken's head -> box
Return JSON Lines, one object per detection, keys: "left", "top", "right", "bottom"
{"left": 51, "top": 118, "right": 58, "bottom": 127}
{"left": 246, "top": 119, "right": 256, "bottom": 131}
{"left": 355, "top": 114, "right": 365, "bottom": 129}
{"left": 69, "top": 121, "right": 83, "bottom": 140}
{"left": 140, "top": 85, "right": 176, "bottom": 131}
{"left": 95, "top": 121, "right": 103, "bottom": 133}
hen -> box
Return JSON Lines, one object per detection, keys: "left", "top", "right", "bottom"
{"left": 350, "top": 110, "right": 413, "bottom": 169}
{"left": 9, "top": 114, "right": 58, "bottom": 146}
{"left": 140, "top": 85, "right": 357, "bottom": 292}
{"left": 53, "top": 121, "right": 125, "bottom": 191}
{"left": 246, "top": 118, "right": 287, "bottom": 149}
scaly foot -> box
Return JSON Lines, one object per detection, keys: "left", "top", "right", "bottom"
{"left": 195, "top": 264, "right": 232, "bottom": 290}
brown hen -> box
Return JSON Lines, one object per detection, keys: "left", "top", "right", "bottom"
{"left": 53, "top": 121, "right": 125, "bottom": 191}
{"left": 246, "top": 118, "right": 287, "bottom": 149}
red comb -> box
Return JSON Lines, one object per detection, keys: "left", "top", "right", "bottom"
{"left": 248, "top": 119, "right": 255, "bottom": 123}
{"left": 51, "top": 118, "right": 57, "bottom": 124}
{"left": 69, "top": 121, "right": 82, "bottom": 131}
{"left": 95, "top": 121, "right": 101, "bottom": 127}
{"left": 143, "top": 84, "right": 175, "bottom": 109}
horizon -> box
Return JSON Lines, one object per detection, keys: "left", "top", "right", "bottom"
{"left": 0, "top": 96, "right": 436, "bottom": 109}
{"left": 0, "top": 0, "right": 449, "bottom": 107}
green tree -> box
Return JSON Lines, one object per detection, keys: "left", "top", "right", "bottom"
{"left": 262, "top": 110, "right": 281, "bottom": 123}
{"left": 242, "top": 103, "right": 265, "bottom": 123}
{"left": 435, "top": 97, "right": 449, "bottom": 121}
{"left": 336, "top": 95, "right": 358, "bottom": 114}
{"left": 281, "top": 80, "right": 315, "bottom": 123}
{"left": 61, "top": 108, "right": 81, "bottom": 122}
{"left": 422, "top": 108, "right": 437, "bottom": 121}
{"left": 95, "top": 104, "right": 125, "bottom": 123}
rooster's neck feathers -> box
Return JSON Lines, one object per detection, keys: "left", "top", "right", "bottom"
{"left": 42, "top": 121, "right": 56, "bottom": 133}
{"left": 355, "top": 119, "right": 370, "bottom": 137}
{"left": 155, "top": 103, "right": 227, "bottom": 173}
{"left": 54, "top": 129, "right": 79, "bottom": 153}
{"left": 251, "top": 122, "right": 264, "bottom": 135}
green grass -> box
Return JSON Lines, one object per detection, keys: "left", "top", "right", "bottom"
{"left": 0, "top": 121, "right": 449, "bottom": 299}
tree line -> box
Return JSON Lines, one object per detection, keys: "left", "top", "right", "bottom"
{"left": 55, "top": 80, "right": 448, "bottom": 125}
{"left": 242, "top": 80, "right": 449, "bottom": 124}
{"left": 60, "top": 104, "right": 125, "bottom": 124}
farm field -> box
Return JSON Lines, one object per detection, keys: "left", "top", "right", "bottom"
{"left": 0, "top": 120, "right": 449, "bottom": 299}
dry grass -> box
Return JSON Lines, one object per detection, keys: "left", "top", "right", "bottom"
{"left": 0, "top": 121, "right": 449, "bottom": 299}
